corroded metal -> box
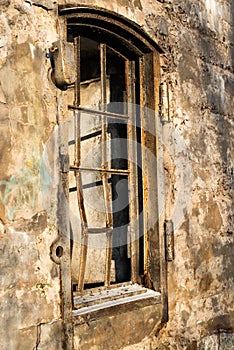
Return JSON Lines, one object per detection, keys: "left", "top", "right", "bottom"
{"left": 72, "top": 35, "right": 89, "bottom": 292}
{"left": 160, "top": 82, "right": 170, "bottom": 122}
{"left": 164, "top": 220, "right": 174, "bottom": 261}
{"left": 58, "top": 6, "right": 163, "bottom": 54}
{"left": 126, "top": 60, "right": 139, "bottom": 284}
{"left": 50, "top": 40, "right": 76, "bottom": 88}
{"left": 68, "top": 105, "right": 129, "bottom": 121}
{"left": 74, "top": 37, "right": 80, "bottom": 108}
{"left": 139, "top": 51, "right": 161, "bottom": 290}
{"left": 75, "top": 172, "right": 89, "bottom": 292}
{"left": 67, "top": 23, "right": 143, "bottom": 58}
{"left": 70, "top": 166, "right": 129, "bottom": 175}
{"left": 100, "top": 43, "right": 113, "bottom": 287}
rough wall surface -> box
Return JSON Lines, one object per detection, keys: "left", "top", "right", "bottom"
{"left": 0, "top": 2, "right": 61, "bottom": 349}
{"left": 0, "top": 0, "right": 233, "bottom": 349}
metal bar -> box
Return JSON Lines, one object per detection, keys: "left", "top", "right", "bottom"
{"left": 74, "top": 36, "right": 80, "bottom": 107}
{"left": 75, "top": 172, "right": 89, "bottom": 292}
{"left": 126, "top": 60, "right": 139, "bottom": 284}
{"left": 100, "top": 43, "right": 113, "bottom": 287}
{"left": 74, "top": 110, "right": 80, "bottom": 167}
{"left": 68, "top": 106, "right": 129, "bottom": 121}
{"left": 70, "top": 166, "right": 129, "bottom": 175}
{"left": 74, "top": 37, "right": 81, "bottom": 167}
{"left": 139, "top": 56, "right": 149, "bottom": 279}
{"left": 100, "top": 43, "right": 107, "bottom": 110}
{"left": 73, "top": 36, "right": 89, "bottom": 292}
{"left": 88, "top": 227, "right": 112, "bottom": 234}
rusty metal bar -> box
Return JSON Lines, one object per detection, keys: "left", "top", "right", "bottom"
{"left": 100, "top": 43, "right": 113, "bottom": 287}
{"left": 75, "top": 172, "right": 89, "bottom": 292}
{"left": 70, "top": 165, "right": 129, "bottom": 175}
{"left": 74, "top": 36, "right": 81, "bottom": 167}
{"left": 126, "top": 60, "right": 139, "bottom": 284}
{"left": 139, "top": 56, "right": 149, "bottom": 279}
{"left": 100, "top": 43, "right": 107, "bottom": 110}
{"left": 73, "top": 36, "right": 89, "bottom": 292}
{"left": 68, "top": 105, "right": 129, "bottom": 120}
{"left": 88, "top": 227, "right": 112, "bottom": 234}
{"left": 74, "top": 36, "right": 80, "bottom": 107}
{"left": 139, "top": 52, "right": 161, "bottom": 290}
{"left": 164, "top": 220, "right": 174, "bottom": 261}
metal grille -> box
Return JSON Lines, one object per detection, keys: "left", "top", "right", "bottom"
{"left": 69, "top": 36, "right": 139, "bottom": 292}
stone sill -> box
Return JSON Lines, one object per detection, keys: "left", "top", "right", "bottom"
{"left": 72, "top": 283, "right": 161, "bottom": 325}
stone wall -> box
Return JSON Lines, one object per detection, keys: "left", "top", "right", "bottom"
{"left": 0, "top": 0, "right": 233, "bottom": 349}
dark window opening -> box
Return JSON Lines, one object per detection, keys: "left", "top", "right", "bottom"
{"left": 67, "top": 34, "right": 144, "bottom": 292}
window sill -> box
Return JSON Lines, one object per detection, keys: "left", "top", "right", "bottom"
{"left": 72, "top": 283, "right": 161, "bottom": 324}
{"left": 72, "top": 284, "right": 162, "bottom": 349}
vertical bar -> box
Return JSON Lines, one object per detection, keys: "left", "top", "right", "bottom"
{"left": 139, "top": 56, "right": 149, "bottom": 280}
{"left": 74, "top": 36, "right": 80, "bottom": 108}
{"left": 126, "top": 60, "right": 139, "bottom": 283}
{"left": 74, "top": 36, "right": 80, "bottom": 167}
{"left": 100, "top": 43, "right": 113, "bottom": 286}
{"left": 100, "top": 43, "right": 107, "bottom": 110}
{"left": 73, "top": 36, "right": 89, "bottom": 292}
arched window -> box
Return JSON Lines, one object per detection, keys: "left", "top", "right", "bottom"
{"left": 51, "top": 7, "right": 165, "bottom": 347}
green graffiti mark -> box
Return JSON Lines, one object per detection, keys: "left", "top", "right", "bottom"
{"left": 0, "top": 161, "right": 40, "bottom": 220}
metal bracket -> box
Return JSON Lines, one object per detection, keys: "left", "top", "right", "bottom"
{"left": 160, "top": 82, "right": 170, "bottom": 122}
{"left": 49, "top": 40, "right": 75, "bottom": 89}
{"left": 60, "top": 144, "right": 70, "bottom": 173}
{"left": 164, "top": 220, "right": 175, "bottom": 261}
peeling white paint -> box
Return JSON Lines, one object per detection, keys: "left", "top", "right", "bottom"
{"left": 29, "top": 43, "right": 36, "bottom": 59}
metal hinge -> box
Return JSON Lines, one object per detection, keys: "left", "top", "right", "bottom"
{"left": 59, "top": 144, "right": 70, "bottom": 173}
{"left": 164, "top": 219, "right": 175, "bottom": 261}
{"left": 160, "top": 82, "right": 170, "bottom": 122}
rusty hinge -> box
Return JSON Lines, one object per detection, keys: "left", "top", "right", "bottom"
{"left": 59, "top": 144, "right": 70, "bottom": 173}
{"left": 164, "top": 219, "right": 174, "bottom": 261}
{"left": 160, "top": 82, "right": 170, "bottom": 122}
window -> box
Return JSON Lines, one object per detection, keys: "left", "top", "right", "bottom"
{"left": 50, "top": 7, "right": 165, "bottom": 344}
{"left": 68, "top": 36, "right": 139, "bottom": 291}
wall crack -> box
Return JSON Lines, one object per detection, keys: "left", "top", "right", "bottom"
{"left": 33, "top": 324, "right": 41, "bottom": 350}
{"left": 24, "top": 0, "right": 54, "bottom": 11}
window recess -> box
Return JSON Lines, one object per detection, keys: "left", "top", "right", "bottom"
{"left": 54, "top": 6, "right": 165, "bottom": 314}
{"left": 67, "top": 35, "right": 141, "bottom": 292}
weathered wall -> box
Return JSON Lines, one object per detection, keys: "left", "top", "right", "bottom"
{"left": 147, "top": 0, "right": 234, "bottom": 348}
{"left": 0, "top": 2, "right": 62, "bottom": 349}
{"left": 0, "top": 0, "right": 233, "bottom": 349}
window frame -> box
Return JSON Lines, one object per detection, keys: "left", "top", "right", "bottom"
{"left": 52, "top": 6, "right": 167, "bottom": 348}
